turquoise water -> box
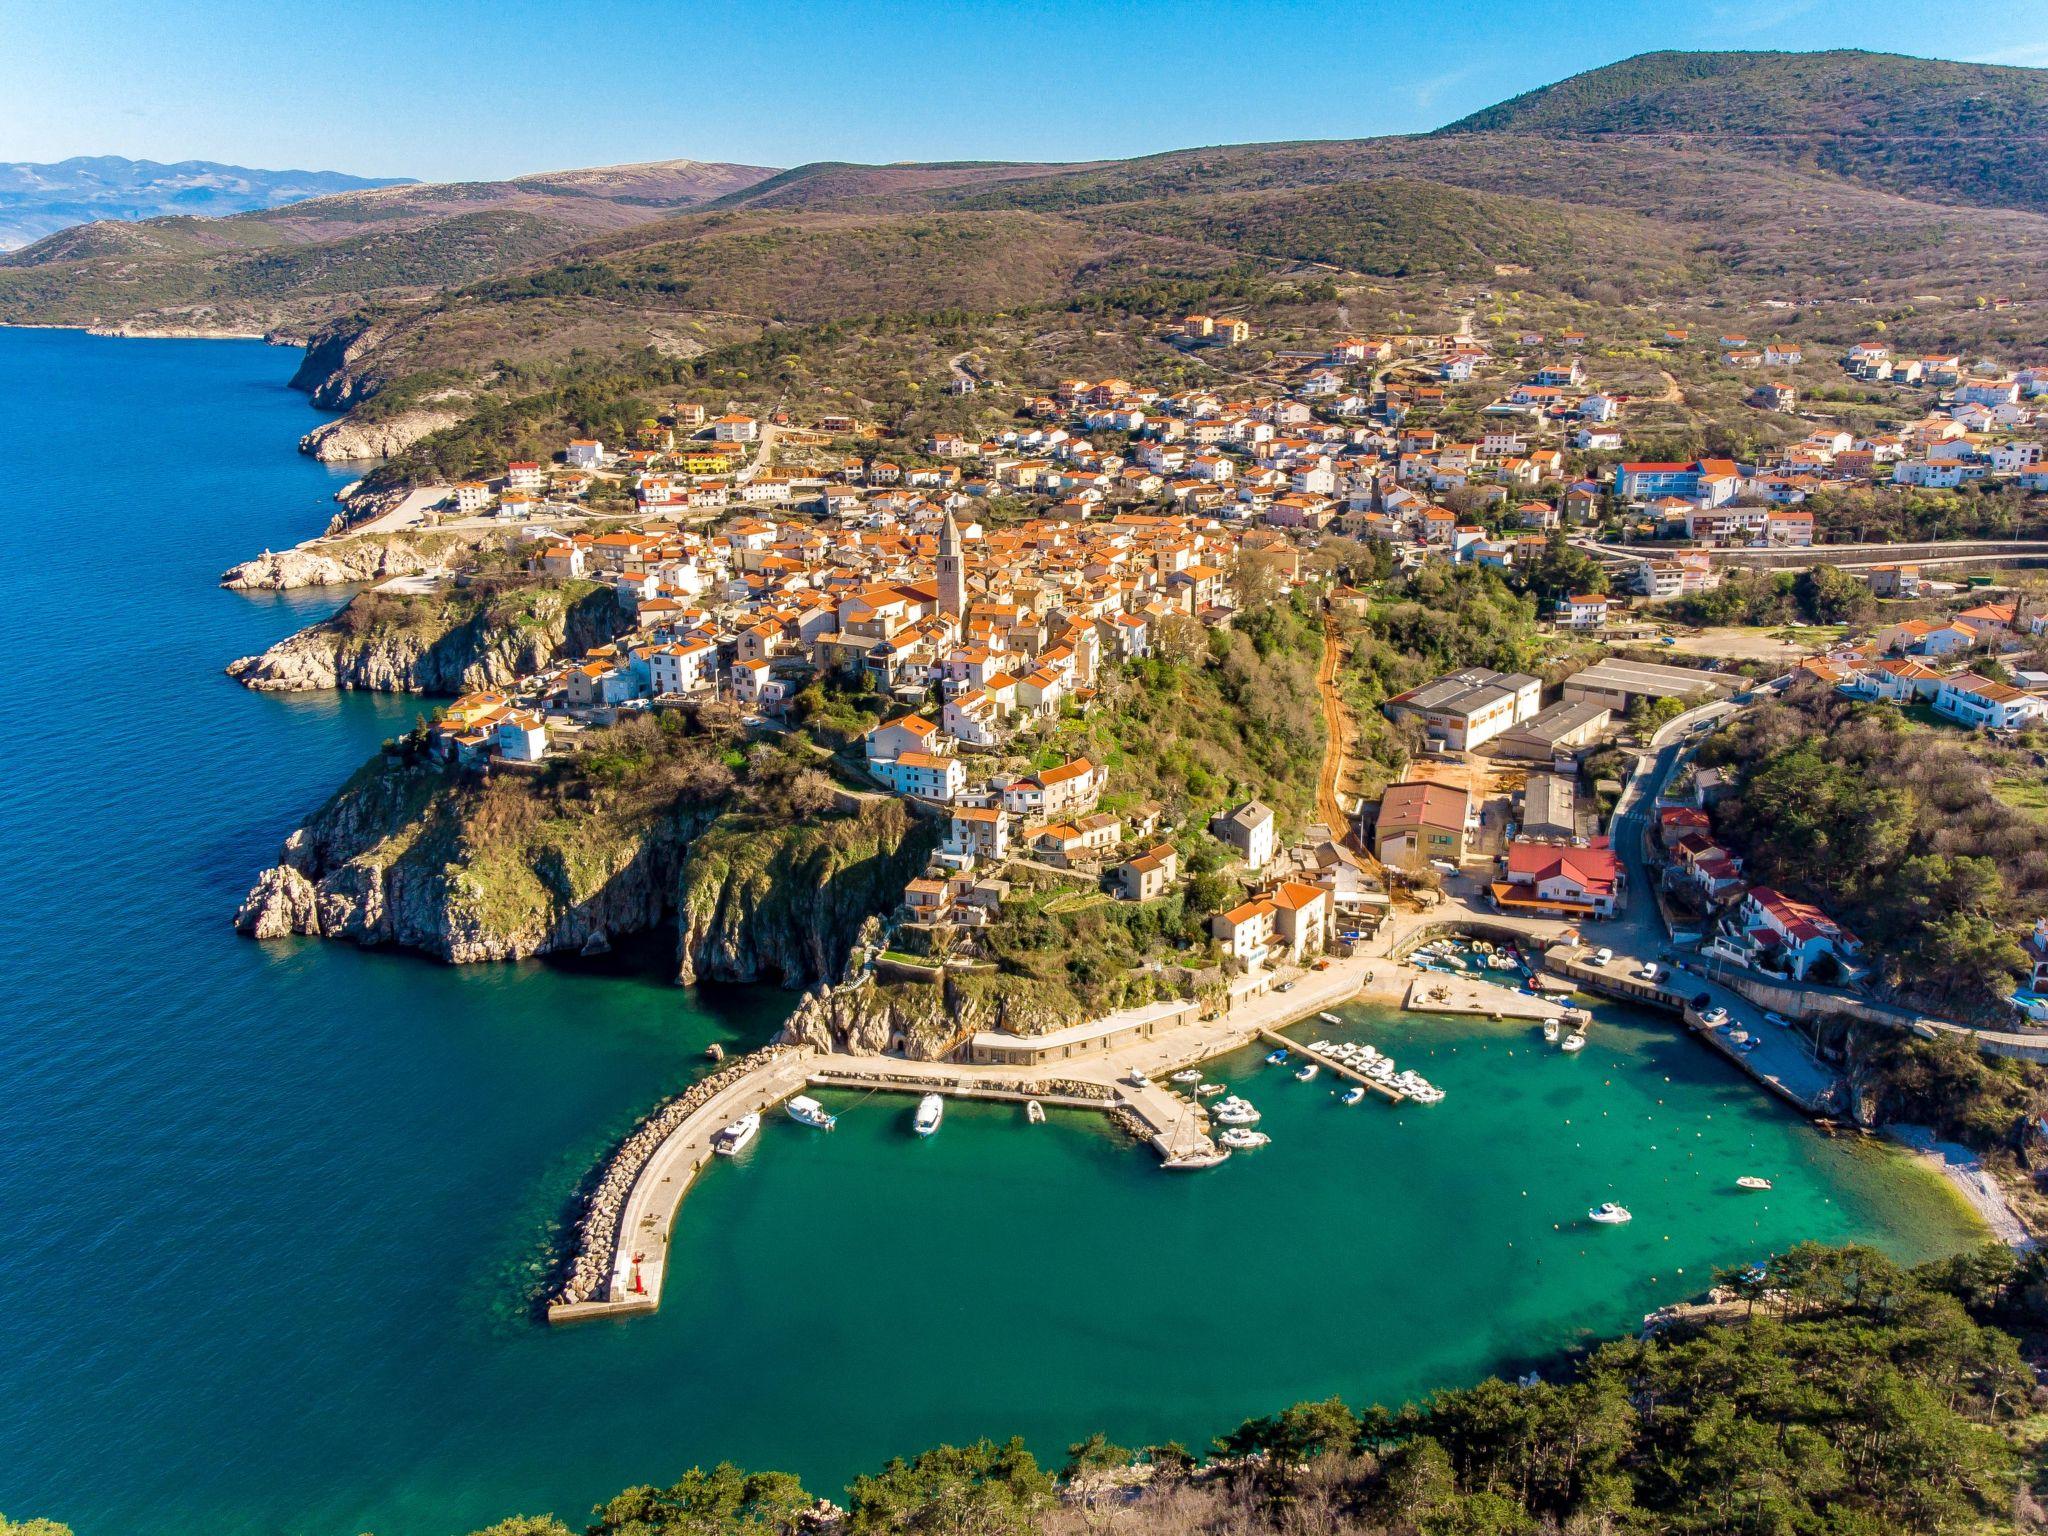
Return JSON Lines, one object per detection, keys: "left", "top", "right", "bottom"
{"left": 0, "top": 330, "right": 1983, "bottom": 1536}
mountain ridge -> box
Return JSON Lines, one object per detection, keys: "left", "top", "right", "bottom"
{"left": 0, "top": 155, "right": 416, "bottom": 250}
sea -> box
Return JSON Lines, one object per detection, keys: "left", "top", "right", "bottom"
{"left": 0, "top": 327, "right": 1986, "bottom": 1536}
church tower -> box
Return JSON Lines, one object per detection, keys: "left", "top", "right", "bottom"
{"left": 937, "top": 506, "right": 967, "bottom": 619}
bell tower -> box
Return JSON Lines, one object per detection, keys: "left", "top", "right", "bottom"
{"left": 937, "top": 506, "right": 967, "bottom": 619}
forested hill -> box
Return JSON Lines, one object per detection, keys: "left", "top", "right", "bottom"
{"left": 1439, "top": 49, "right": 2048, "bottom": 215}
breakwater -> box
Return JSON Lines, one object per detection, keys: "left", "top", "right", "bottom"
{"left": 548, "top": 1043, "right": 808, "bottom": 1314}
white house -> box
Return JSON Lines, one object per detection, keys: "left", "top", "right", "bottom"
{"left": 1210, "top": 800, "right": 1276, "bottom": 869}
{"left": 1932, "top": 673, "right": 2048, "bottom": 731}
{"left": 493, "top": 711, "right": 548, "bottom": 763}
{"left": 566, "top": 439, "right": 604, "bottom": 469}
{"left": 877, "top": 751, "right": 965, "bottom": 802}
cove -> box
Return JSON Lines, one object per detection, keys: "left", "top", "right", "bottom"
{"left": 0, "top": 328, "right": 1984, "bottom": 1536}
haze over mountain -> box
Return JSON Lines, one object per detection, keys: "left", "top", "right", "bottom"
{"left": 0, "top": 156, "right": 419, "bottom": 250}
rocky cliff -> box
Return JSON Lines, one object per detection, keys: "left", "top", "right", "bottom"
{"left": 300, "top": 408, "right": 463, "bottom": 463}
{"left": 234, "top": 755, "right": 698, "bottom": 962}
{"left": 675, "top": 802, "right": 939, "bottom": 987}
{"left": 220, "top": 530, "right": 492, "bottom": 590}
{"left": 225, "top": 579, "right": 625, "bottom": 694}
{"left": 784, "top": 967, "right": 1089, "bottom": 1060}
{"left": 235, "top": 747, "right": 930, "bottom": 986}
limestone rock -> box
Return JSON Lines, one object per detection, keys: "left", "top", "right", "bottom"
{"left": 300, "top": 409, "right": 463, "bottom": 464}
{"left": 233, "top": 865, "right": 321, "bottom": 939}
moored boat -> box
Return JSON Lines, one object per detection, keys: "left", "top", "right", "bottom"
{"left": 1319, "top": 1011, "right": 1343, "bottom": 1025}
{"left": 1561, "top": 1031, "right": 1587, "bottom": 1053}
{"left": 1342, "top": 1085, "right": 1367, "bottom": 1106}
{"left": 1542, "top": 1018, "right": 1561, "bottom": 1043}
{"left": 785, "top": 1095, "right": 836, "bottom": 1130}
{"left": 1219, "top": 1127, "right": 1270, "bottom": 1150}
{"left": 913, "top": 1094, "right": 944, "bottom": 1136}
{"left": 1735, "top": 1175, "right": 1772, "bottom": 1191}
{"left": 1588, "top": 1201, "right": 1632, "bottom": 1224}
{"left": 1170, "top": 1068, "right": 1203, "bottom": 1084}
{"left": 1264, "top": 1048, "right": 1290, "bottom": 1065}
{"left": 1295, "top": 1062, "right": 1319, "bottom": 1082}
{"left": 713, "top": 1112, "right": 761, "bottom": 1156}
{"left": 1025, "top": 1099, "right": 1045, "bottom": 1125}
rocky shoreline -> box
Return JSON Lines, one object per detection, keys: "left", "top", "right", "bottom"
{"left": 224, "top": 580, "right": 626, "bottom": 693}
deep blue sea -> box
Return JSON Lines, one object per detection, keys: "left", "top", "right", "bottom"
{"left": 0, "top": 330, "right": 1983, "bottom": 1536}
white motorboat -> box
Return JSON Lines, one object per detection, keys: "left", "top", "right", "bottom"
{"left": 1295, "top": 1062, "right": 1320, "bottom": 1082}
{"left": 1196, "top": 1082, "right": 1226, "bottom": 1097}
{"left": 713, "top": 1112, "right": 761, "bottom": 1156}
{"left": 1170, "top": 1068, "right": 1203, "bottom": 1084}
{"left": 1542, "top": 1019, "right": 1561, "bottom": 1043}
{"left": 1561, "top": 1031, "right": 1587, "bottom": 1053}
{"left": 1342, "top": 1086, "right": 1367, "bottom": 1106}
{"left": 1588, "top": 1202, "right": 1633, "bottom": 1225}
{"left": 1319, "top": 1011, "right": 1343, "bottom": 1025}
{"left": 1213, "top": 1102, "right": 1262, "bottom": 1126}
{"left": 913, "top": 1094, "right": 944, "bottom": 1137}
{"left": 1735, "top": 1175, "right": 1773, "bottom": 1191}
{"left": 1025, "top": 1100, "right": 1046, "bottom": 1125}
{"left": 1219, "top": 1127, "right": 1270, "bottom": 1150}
{"left": 785, "top": 1095, "right": 836, "bottom": 1130}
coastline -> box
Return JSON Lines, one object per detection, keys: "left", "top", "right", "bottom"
{"left": 0, "top": 320, "right": 275, "bottom": 342}
{"left": 1882, "top": 1124, "right": 2037, "bottom": 1250}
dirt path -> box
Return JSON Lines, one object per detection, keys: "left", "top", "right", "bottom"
{"left": 1647, "top": 368, "right": 1683, "bottom": 405}
{"left": 1316, "top": 614, "right": 1361, "bottom": 848}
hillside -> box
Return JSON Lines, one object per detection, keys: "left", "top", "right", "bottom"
{"left": 0, "top": 155, "right": 412, "bottom": 250}
{"left": 7, "top": 49, "right": 2047, "bottom": 452}
{"left": 0, "top": 157, "right": 781, "bottom": 333}
{"left": 1442, "top": 49, "right": 2048, "bottom": 215}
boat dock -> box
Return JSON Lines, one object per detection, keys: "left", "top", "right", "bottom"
{"left": 1256, "top": 1026, "right": 1406, "bottom": 1102}
{"left": 1401, "top": 973, "right": 1571, "bottom": 1022}
{"left": 808, "top": 1062, "right": 1219, "bottom": 1162}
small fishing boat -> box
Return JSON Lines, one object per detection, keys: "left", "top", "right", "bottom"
{"left": 1295, "top": 1062, "right": 1319, "bottom": 1082}
{"left": 1588, "top": 1202, "right": 1633, "bottom": 1225}
{"left": 713, "top": 1113, "right": 760, "bottom": 1156}
{"left": 1319, "top": 1011, "right": 1343, "bottom": 1025}
{"left": 1196, "top": 1082, "right": 1226, "bottom": 1097}
{"left": 1264, "top": 1048, "right": 1290, "bottom": 1065}
{"left": 913, "top": 1094, "right": 944, "bottom": 1137}
{"left": 1542, "top": 1018, "right": 1561, "bottom": 1043}
{"left": 1219, "top": 1127, "right": 1270, "bottom": 1150}
{"left": 1170, "top": 1068, "right": 1203, "bottom": 1084}
{"left": 1561, "top": 1031, "right": 1587, "bottom": 1054}
{"left": 1342, "top": 1085, "right": 1367, "bottom": 1106}
{"left": 785, "top": 1095, "right": 836, "bottom": 1130}
{"left": 1025, "top": 1100, "right": 1045, "bottom": 1125}
{"left": 1735, "top": 1175, "right": 1773, "bottom": 1191}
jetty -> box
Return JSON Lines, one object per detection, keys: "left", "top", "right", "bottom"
{"left": 1401, "top": 973, "right": 1570, "bottom": 1022}
{"left": 1255, "top": 1026, "right": 1405, "bottom": 1101}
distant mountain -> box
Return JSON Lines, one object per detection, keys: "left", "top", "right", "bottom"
{"left": 0, "top": 156, "right": 416, "bottom": 249}
{"left": 1438, "top": 49, "right": 2048, "bottom": 214}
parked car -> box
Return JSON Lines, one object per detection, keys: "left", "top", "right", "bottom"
{"left": 1701, "top": 1006, "right": 1729, "bottom": 1027}
{"left": 1636, "top": 963, "right": 1662, "bottom": 982}
{"left": 1593, "top": 947, "right": 1614, "bottom": 966}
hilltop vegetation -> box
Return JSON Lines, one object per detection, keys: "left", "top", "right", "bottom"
{"left": 1444, "top": 49, "right": 2048, "bottom": 215}
{"left": 7, "top": 49, "right": 2047, "bottom": 430}
{"left": 1698, "top": 683, "right": 2048, "bottom": 1010}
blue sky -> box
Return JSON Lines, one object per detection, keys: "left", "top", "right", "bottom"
{"left": 6, "top": 0, "right": 2047, "bottom": 182}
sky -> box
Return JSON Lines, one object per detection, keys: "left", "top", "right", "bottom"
{"left": 5, "top": 0, "right": 2048, "bottom": 183}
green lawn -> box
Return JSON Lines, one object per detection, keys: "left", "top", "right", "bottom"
{"left": 1991, "top": 777, "right": 2048, "bottom": 816}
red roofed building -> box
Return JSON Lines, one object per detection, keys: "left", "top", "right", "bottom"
{"left": 1493, "top": 838, "right": 1624, "bottom": 918}
{"left": 1738, "top": 886, "right": 1861, "bottom": 980}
